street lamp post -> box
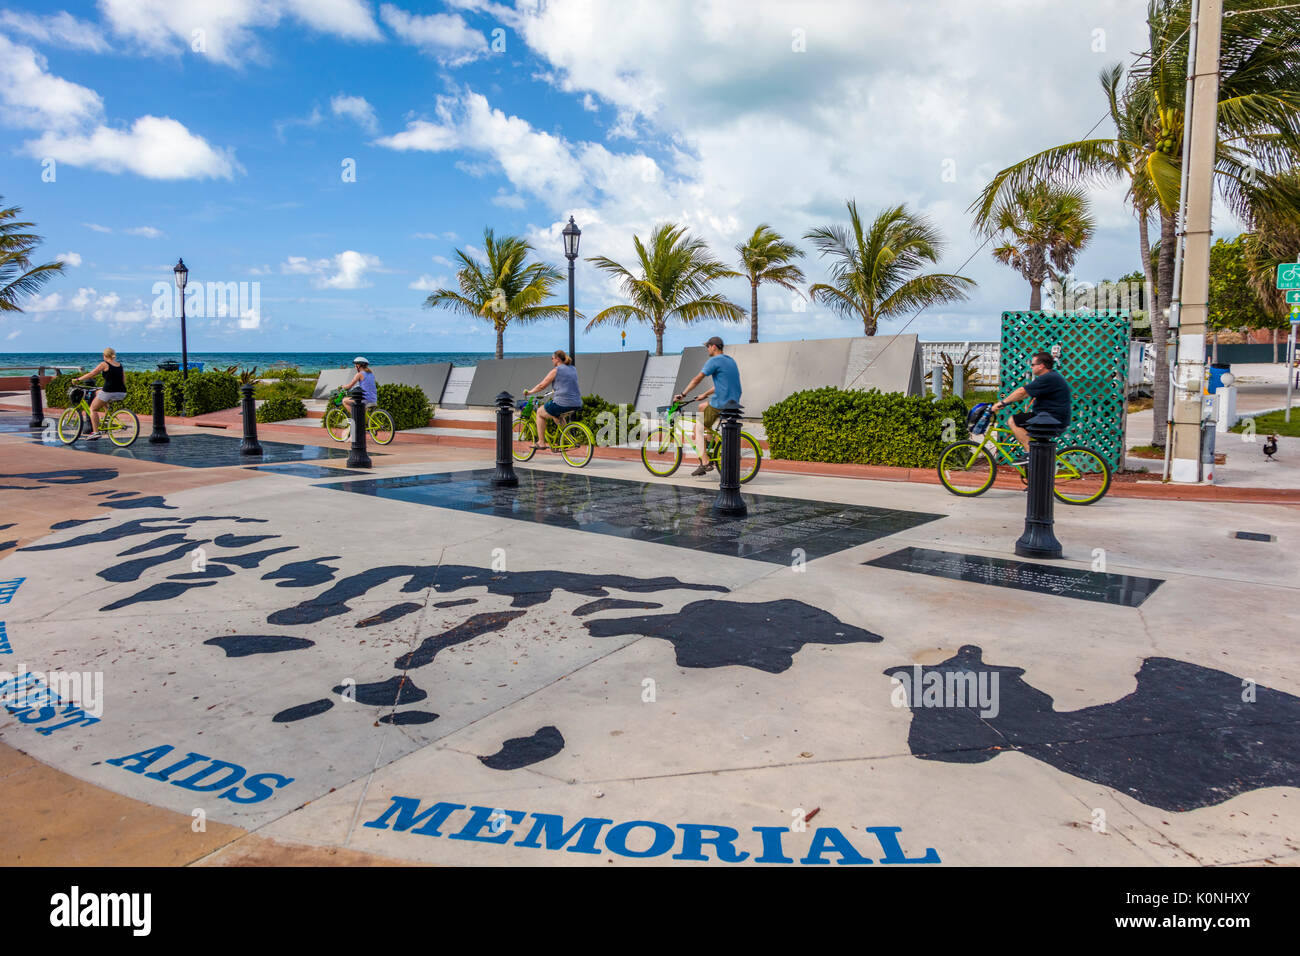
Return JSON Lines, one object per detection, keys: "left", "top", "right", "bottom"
{"left": 562, "top": 217, "right": 581, "bottom": 361}
{"left": 173, "top": 258, "right": 189, "bottom": 380}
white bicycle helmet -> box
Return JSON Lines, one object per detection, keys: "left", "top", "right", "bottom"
{"left": 353, "top": 356, "right": 370, "bottom": 366}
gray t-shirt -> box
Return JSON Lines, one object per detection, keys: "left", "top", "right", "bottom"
{"left": 553, "top": 364, "right": 581, "bottom": 407}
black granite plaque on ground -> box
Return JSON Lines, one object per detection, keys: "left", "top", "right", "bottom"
{"left": 30, "top": 432, "right": 366, "bottom": 468}
{"left": 865, "top": 546, "right": 1163, "bottom": 607}
{"left": 0, "top": 413, "right": 38, "bottom": 434}
{"left": 249, "top": 462, "right": 368, "bottom": 478}
{"left": 315, "top": 468, "right": 944, "bottom": 564}
{"left": 1233, "top": 531, "right": 1274, "bottom": 542}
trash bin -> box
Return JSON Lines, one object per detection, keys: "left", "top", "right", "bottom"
{"left": 1207, "top": 363, "right": 1231, "bottom": 393}
{"left": 157, "top": 360, "right": 179, "bottom": 372}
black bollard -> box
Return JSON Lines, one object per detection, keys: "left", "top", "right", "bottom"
{"left": 149, "top": 380, "right": 170, "bottom": 444}
{"left": 491, "top": 390, "right": 518, "bottom": 487}
{"left": 28, "top": 374, "right": 45, "bottom": 430}
{"left": 1014, "top": 412, "right": 1064, "bottom": 559}
{"left": 347, "top": 386, "right": 372, "bottom": 468}
{"left": 712, "top": 400, "right": 747, "bottom": 517}
{"left": 239, "top": 384, "right": 263, "bottom": 456}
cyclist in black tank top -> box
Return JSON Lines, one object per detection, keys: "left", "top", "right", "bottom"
{"left": 75, "top": 347, "right": 128, "bottom": 440}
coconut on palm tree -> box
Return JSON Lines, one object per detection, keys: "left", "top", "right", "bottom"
{"left": 0, "top": 197, "right": 64, "bottom": 312}
{"left": 422, "top": 229, "right": 571, "bottom": 359}
{"left": 803, "top": 201, "right": 974, "bottom": 336}
{"left": 736, "top": 224, "right": 805, "bottom": 343}
{"left": 585, "top": 223, "right": 743, "bottom": 356}
{"left": 986, "top": 182, "right": 1096, "bottom": 310}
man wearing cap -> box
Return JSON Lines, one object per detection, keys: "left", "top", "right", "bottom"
{"left": 342, "top": 357, "right": 378, "bottom": 418}
{"left": 675, "top": 336, "right": 742, "bottom": 477}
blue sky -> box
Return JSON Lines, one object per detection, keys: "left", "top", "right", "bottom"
{"left": 0, "top": 1, "right": 1225, "bottom": 355}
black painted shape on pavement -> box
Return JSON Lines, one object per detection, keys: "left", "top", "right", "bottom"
{"left": 168, "top": 566, "right": 236, "bottom": 581}
{"left": 479, "top": 726, "right": 565, "bottom": 771}
{"left": 205, "top": 635, "right": 316, "bottom": 657}
{"left": 31, "top": 432, "right": 363, "bottom": 468}
{"left": 99, "top": 539, "right": 209, "bottom": 582}
{"left": 572, "top": 597, "right": 664, "bottom": 616}
{"left": 107, "top": 491, "right": 138, "bottom": 499}
{"left": 248, "top": 463, "right": 369, "bottom": 478}
{"left": 273, "top": 699, "right": 334, "bottom": 723}
{"left": 50, "top": 517, "right": 107, "bottom": 530}
{"left": 355, "top": 602, "right": 423, "bottom": 628}
{"left": 214, "top": 532, "right": 280, "bottom": 549}
{"left": 262, "top": 555, "right": 341, "bottom": 589}
{"left": 380, "top": 711, "right": 439, "bottom": 726}
{"left": 209, "top": 546, "right": 297, "bottom": 569}
{"left": 0, "top": 540, "right": 16, "bottom": 552}
{"left": 882, "top": 645, "right": 1300, "bottom": 812}
{"left": 587, "top": 599, "right": 882, "bottom": 673}
{"left": 0, "top": 467, "right": 118, "bottom": 487}
{"left": 866, "top": 546, "right": 1163, "bottom": 608}
{"left": 99, "top": 495, "right": 176, "bottom": 510}
{"left": 333, "top": 675, "right": 426, "bottom": 706}
{"left": 433, "top": 598, "right": 476, "bottom": 608}
{"left": 0, "top": 523, "right": 14, "bottom": 531}
{"left": 90, "top": 490, "right": 114, "bottom": 496}
{"left": 395, "top": 611, "right": 526, "bottom": 669}
{"left": 100, "top": 579, "right": 217, "bottom": 611}
{"left": 117, "top": 532, "right": 191, "bottom": 556}
{"left": 22, "top": 515, "right": 265, "bottom": 552}
{"left": 313, "top": 468, "right": 945, "bottom": 564}
{"left": 268, "top": 563, "right": 723, "bottom": 626}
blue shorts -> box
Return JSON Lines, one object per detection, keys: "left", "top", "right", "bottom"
{"left": 544, "top": 401, "right": 582, "bottom": 417}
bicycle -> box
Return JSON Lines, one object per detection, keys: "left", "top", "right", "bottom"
{"left": 511, "top": 391, "right": 596, "bottom": 468}
{"left": 57, "top": 385, "right": 139, "bottom": 446}
{"left": 936, "top": 409, "right": 1111, "bottom": 505}
{"left": 323, "top": 388, "right": 395, "bottom": 445}
{"left": 640, "top": 396, "right": 762, "bottom": 482}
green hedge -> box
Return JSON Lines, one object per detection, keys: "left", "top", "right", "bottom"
{"left": 761, "top": 387, "right": 969, "bottom": 467}
{"left": 45, "top": 370, "right": 240, "bottom": 417}
{"left": 256, "top": 396, "right": 308, "bottom": 423}
{"left": 318, "top": 383, "right": 432, "bottom": 430}
{"left": 575, "top": 394, "right": 643, "bottom": 447}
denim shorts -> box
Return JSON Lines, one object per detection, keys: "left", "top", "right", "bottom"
{"left": 545, "top": 401, "right": 582, "bottom": 417}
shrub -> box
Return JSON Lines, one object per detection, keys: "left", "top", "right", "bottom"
{"left": 761, "top": 387, "right": 969, "bottom": 467}
{"left": 574, "top": 393, "right": 643, "bottom": 447}
{"left": 45, "top": 370, "right": 240, "bottom": 417}
{"left": 256, "top": 396, "right": 308, "bottom": 423}
{"left": 321, "top": 383, "right": 432, "bottom": 430}
{"left": 261, "top": 366, "right": 303, "bottom": 379}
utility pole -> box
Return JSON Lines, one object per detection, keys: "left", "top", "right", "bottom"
{"left": 1168, "top": 0, "right": 1222, "bottom": 483}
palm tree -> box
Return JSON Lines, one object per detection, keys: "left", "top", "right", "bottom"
{"left": 971, "top": 0, "right": 1300, "bottom": 445}
{"left": 736, "top": 224, "right": 805, "bottom": 343}
{"left": 585, "top": 223, "right": 743, "bottom": 356}
{"left": 803, "top": 201, "right": 974, "bottom": 336}
{"left": 422, "top": 229, "right": 570, "bottom": 359}
{"left": 0, "top": 197, "right": 64, "bottom": 312}
{"left": 987, "top": 182, "right": 1096, "bottom": 310}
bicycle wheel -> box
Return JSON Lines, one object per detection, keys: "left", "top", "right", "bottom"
{"left": 1053, "top": 446, "right": 1111, "bottom": 505}
{"left": 368, "top": 408, "right": 395, "bottom": 445}
{"left": 324, "top": 407, "right": 350, "bottom": 442}
{"left": 560, "top": 422, "right": 595, "bottom": 468}
{"left": 640, "top": 426, "right": 682, "bottom": 477}
{"left": 512, "top": 417, "right": 537, "bottom": 461}
{"left": 738, "top": 432, "right": 762, "bottom": 483}
{"left": 937, "top": 441, "right": 997, "bottom": 496}
{"left": 107, "top": 408, "right": 139, "bottom": 447}
{"left": 57, "top": 407, "right": 83, "bottom": 444}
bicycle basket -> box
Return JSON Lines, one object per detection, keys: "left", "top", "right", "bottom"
{"left": 966, "top": 402, "right": 993, "bottom": 436}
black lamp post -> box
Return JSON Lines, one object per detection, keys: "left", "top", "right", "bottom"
{"left": 562, "top": 216, "right": 581, "bottom": 361}
{"left": 173, "top": 257, "right": 189, "bottom": 379}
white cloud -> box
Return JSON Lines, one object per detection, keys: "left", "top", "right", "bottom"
{"left": 432, "top": 255, "right": 455, "bottom": 268}
{"left": 99, "top": 0, "right": 380, "bottom": 67}
{"left": 0, "top": 33, "right": 103, "bottom": 128}
{"left": 27, "top": 292, "right": 62, "bottom": 312}
{"left": 126, "top": 226, "right": 164, "bottom": 238}
{"left": 5, "top": 330, "right": 19, "bottom": 340}
{"left": 374, "top": 119, "right": 458, "bottom": 152}
{"left": 83, "top": 222, "right": 112, "bottom": 233}
{"left": 0, "top": 10, "right": 111, "bottom": 52}
{"left": 330, "top": 93, "right": 378, "bottom": 133}
{"left": 378, "top": 4, "right": 486, "bottom": 64}
{"left": 55, "top": 252, "right": 82, "bottom": 266}
{"left": 409, "top": 274, "right": 447, "bottom": 291}
{"left": 280, "top": 251, "right": 382, "bottom": 289}
{"left": 581, "top": 93, "right": 598, "bottom": 112}
{"left": 491, "top": 188, "right": 527, "bottom": 209}
{"left": 26, "top": 115, "right": 240, "bottom": 179}
{"left": 237, "top": 307, "right": 262, "bottom": 329}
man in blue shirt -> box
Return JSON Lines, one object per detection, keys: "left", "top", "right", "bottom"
{"left": 675, "top": 336, "right": 742, "bottom": 476}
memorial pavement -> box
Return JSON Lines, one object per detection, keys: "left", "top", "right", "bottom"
{"left": 1, "top": 420, "right": 1297, "bottom": 866}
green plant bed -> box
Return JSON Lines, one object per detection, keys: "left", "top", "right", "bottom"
{"left": 256, "top": 396, "right": 308, "bottom": 423}
{"left": 253, "top": 380, "right": 314, "bottom": 401}
{"left": 762, "top": 387, "right": 969, "bottom": 467}
{"left": 45, "top": 370, "right": 239, "bottom": 417}
{"left": 575, "top": 394, "right": 643, "bottom": 447}
{"left": 1230, "top": 410, "right": 1300, "bottom": 439}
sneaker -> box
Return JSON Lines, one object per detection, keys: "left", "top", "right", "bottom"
{"left": 83, "top": 432, "right": 102, "bottom": 441}
{"left": 690, "top": 464, "right": 708, "bottom": 476}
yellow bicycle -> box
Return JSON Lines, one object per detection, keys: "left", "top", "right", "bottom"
{"left": 57, "top": 386, "right": 139, "bottom": 446}
{"left": 323, "top": 388, "right": 395, "bottom": 445}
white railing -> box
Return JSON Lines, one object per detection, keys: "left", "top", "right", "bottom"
{"left": 920, "top": 341, "right": 1000, "bottom": 385}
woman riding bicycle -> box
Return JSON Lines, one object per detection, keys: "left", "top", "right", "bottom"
{"left": 341, "top": 357, "right": 378, "bottom": 417}
{"left": 73, "top": 347, "right": 127, "bottom": 440}
{"left": 522, "top": 350, "right": 581, "bottom": 452}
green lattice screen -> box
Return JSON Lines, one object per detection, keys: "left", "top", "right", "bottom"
{"left": 999, "top": 311, "right": 1130, "bottom": 471}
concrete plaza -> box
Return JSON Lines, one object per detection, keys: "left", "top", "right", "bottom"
{"left": 1, "top": 416, "right": 1296, "bottom": 866}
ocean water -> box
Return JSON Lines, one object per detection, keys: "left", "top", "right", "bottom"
{"left": 0, "top": 352, "right": 548, "bottom": 375}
